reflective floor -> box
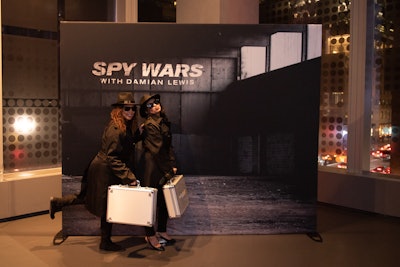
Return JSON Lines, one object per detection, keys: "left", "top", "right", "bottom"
{"left": 1, "top": 203, "right": 399, "bottom": 267}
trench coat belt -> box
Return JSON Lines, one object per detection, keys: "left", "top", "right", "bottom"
{"left": 96, "top": 151, "right": 107, "bottom": 161}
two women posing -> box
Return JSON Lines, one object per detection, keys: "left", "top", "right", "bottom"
{"left": 50, "top": 92, "right": 177, "bottom": 252}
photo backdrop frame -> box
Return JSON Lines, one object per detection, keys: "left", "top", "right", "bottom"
{"left": 60, "top": 22, "right": 321, "bottom": 236}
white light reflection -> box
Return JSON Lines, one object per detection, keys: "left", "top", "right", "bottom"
{"left": 14, "top": 116, "right": 36, "bottom": 134}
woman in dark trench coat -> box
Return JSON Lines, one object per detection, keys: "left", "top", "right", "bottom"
{"left": 138, "top": 93, "right": 178, "bottom": 251}
{"left": 49, "top": 92, "right": 140, "bottom": 251}
{"left": 84, "top": 92, "right": 141, "bottom": 251}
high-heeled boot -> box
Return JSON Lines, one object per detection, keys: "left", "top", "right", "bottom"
{"left": 49, "top": 195, "right": 77, "bottom": 219}
{"left": 99, "top": 218, "right": 123, "bottom": 251}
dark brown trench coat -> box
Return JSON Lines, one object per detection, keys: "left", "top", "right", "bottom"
{"left": 138, "top": 113, "right": 177, "bottom": 235}
{"left": 139, "top": 114, "right": 177, "bottom": 188}
{"left": 85, "top": 120, "right": 139, "bottom": 217}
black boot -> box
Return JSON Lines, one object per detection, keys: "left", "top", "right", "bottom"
{"left": 99, "top": 238, "right": 123, "bottom": 251}
{"left": 99, "top": 217, "right": 123, "bottom": 251}
{"left": 49, "top": 195, "right": 77, "bottom": 219}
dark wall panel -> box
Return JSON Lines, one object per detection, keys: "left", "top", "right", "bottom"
{"left": 2, "top": 0, "right": 58, "bottom": 31}
{"left": 2, "top": 35, "right": 58, "bottom": 99}
{"left": 60, "top": 23, "right": 316, "bottom": 177}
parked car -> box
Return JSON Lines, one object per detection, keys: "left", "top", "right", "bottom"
{"left": 371, "top": 149, "right": 391, "bottom": 161}
{"left": 371, "top": 166, "right": 391, "bottom": 174}
{"left": 337, "top": 162, "right": 347, "bottom": 169}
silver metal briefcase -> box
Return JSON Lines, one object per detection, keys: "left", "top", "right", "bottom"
{"left": 107, "top": 184, "right": 157, "bottom": 227}
{"left": 162, "top": 174, "right": 189, "bottom": 218}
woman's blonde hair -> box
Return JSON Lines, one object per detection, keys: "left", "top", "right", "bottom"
{"left": 110, "top": 107, "right": 137, "bottom": 133}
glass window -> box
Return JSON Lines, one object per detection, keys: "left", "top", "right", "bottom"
{"left": 259, "top": 0, "right": 398, "bottom": 177}
{"left": 369, "top": 0, "right": 398, "bottom": 175}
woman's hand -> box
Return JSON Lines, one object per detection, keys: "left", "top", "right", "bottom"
{"left": 139, "top": 123, "right": 144, "bottom": 134}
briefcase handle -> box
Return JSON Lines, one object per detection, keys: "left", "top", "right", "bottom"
{"left": 118, "top": 180, "right": 141, "bottom": 188}
{"left": 165, "top": 175, "right": 182, "bottom": 185}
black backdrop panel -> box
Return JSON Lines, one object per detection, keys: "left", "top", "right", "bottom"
{"left": 60, "top": 23, "right": 320, "bottom": 235}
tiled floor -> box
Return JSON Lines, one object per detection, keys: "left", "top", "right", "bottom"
{"left": 1, "top": 203, "right": 399, "bottom": 267}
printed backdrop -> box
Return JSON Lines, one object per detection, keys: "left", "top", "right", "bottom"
{"left": 60, "top": 22, "right": 321, "bottom": 236}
